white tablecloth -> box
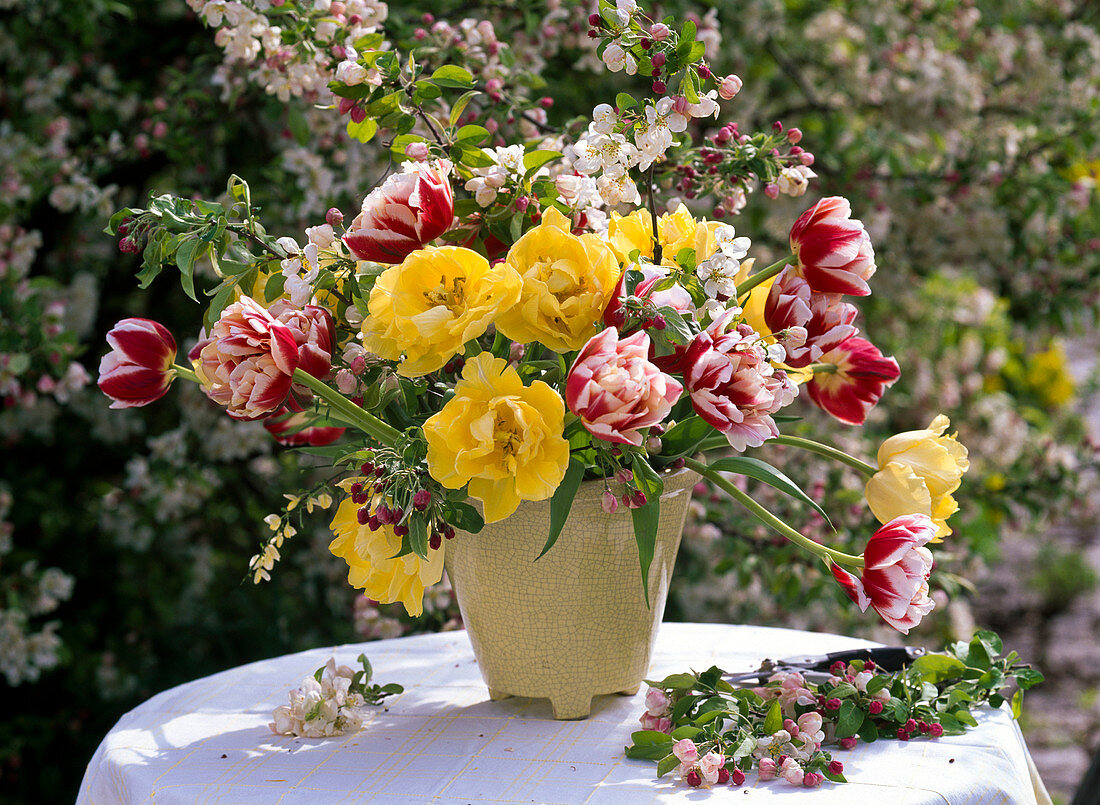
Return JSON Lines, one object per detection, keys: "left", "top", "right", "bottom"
{"left": 77, "top": 623, "right": 1049, "bottom": 804}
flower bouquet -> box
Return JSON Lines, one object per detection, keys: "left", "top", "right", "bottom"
{"left": 98, "top": 0, "right": 970, "bottom": 715}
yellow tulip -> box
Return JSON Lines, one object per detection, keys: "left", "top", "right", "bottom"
{"left": 361, "top": 245, "right": 520, "bottom": 377}
{"left": 423, "top": 352, "right": 569, "bottom": 523}
{"left": 495, "top": 207, "right": 619, "bottom": 352}
{"left": 328, "top": 494, "right": 444, "bottom": 617}
{"left": 865, "top": 414, "right": 969, "bottom": 540}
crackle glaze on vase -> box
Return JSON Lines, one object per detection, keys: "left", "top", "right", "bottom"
{"left": 444, "top": 468, "right": 697, "bottom": 719}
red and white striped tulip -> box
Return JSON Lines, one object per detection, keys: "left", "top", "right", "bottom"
{"left": 681, "top": 311, "right": 797, "bottom": 451}
{"left": 763, "top": 267, "right": 858, "bottom": 368}
{"left": 343, "top": 160, "right": 455, "bottom": 263}
{"left": 789, "top": 197, "right": 876, "bottom": 296}
{"left": 566, "top": 328, "right": 682, "bottom": 446}
{"left": 98, "top": 318, "right": 177, "bottom": 408}
{"left": 193, "top": 296, "right": 300, "bottom": 420}
{"left": 263, "top": 401, "right": 346, "bottom": 447}
{"left": 830, "top": 514, "right": 937, "bottom": 634}
{"left": 805, "top": 336, "right": 899, "bottom": 425}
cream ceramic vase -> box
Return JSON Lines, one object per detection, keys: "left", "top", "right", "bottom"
{"left": 444, "top": 468, "right": 697, "bottom": 720}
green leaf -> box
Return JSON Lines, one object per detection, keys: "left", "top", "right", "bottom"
{"left": 762, "top": 698, "right": 782, "bottom": 734}
{"left": 449, "top": 502, "right": 484, "bottom": 534}
{"left": 631, "top": 498, "right": 660, "bottom": 606}
{"left": 911, "top": 654, "right": 968, "bottom": 683}
{"left": 656, "top": 753, "right": 679, "bottom": 777}
{"left": 347, "top": 117, "right": 379, "bottom": 144}
{"left": 430, "top": 65, "right": 475, "bottom": 88}
{"left": 455, "top": 124, "right": 490, "bottom": 144}
{"left": 973, "top": 630, "right": 1003, "bottom": 656}
{"left": 536, "top": 459, "right": 584, "bottom": 560}
{"left": 1014, "top": 668, "right": 1045, "bottom": 690}
{"left": 677, "top": 19, "right": 697, "bottom": 57}
{"left": 707, "top": 456, "right": 833, "bottom": 527}
{"left": 523, "top": 149, "right": 563, "bottom": 177}
{"left": 409, "top": 516, "right": 428, "bottom": 558}
{"left": 614, "top": 92, "right": 636, "bottom": 111}
{"left": 670, "top": 725, "right": 701, "bottom": 740}
{"left": 449, "top": 90, "right": 481, "bottom": 127}
{"left": 630, "top": 729, "right": 674, "bottom": 747}
{"left": 865, "top": 674, "right": 890, "bottom": 694}
{"left": 175, "top": 238, "right": 202, "bottom": 302}
{"left": 379, "top": 682, "right": 404, "bottom": 695}
{"left": 654, "top": 673, "right": 697, "bottom": 689}
{"left": 1011, "top": 689, "right": 1024, "bottom": 718}
{"left": 661, "top": 415, "right": 711, "bottom": 458}
{"left": 857, "top": 719, "right": 879, "bottom": 743}
{"left": 264, "top": 272, "right": 286, "bottom": 303}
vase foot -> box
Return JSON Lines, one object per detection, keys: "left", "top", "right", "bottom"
{"left": 550, "top": 693, "right": 592, "bottom": 720}
{"left": 487, "top": 687, "right": 513, "bottom": 702}
{"left": 617, "top": 684, "right": 640, "bottom": 696}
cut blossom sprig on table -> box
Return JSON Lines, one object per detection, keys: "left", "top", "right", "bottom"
{"left": 269, "top": 653, "right": 403, "bottom": 738}
{"left": 101, "top": 0, "right": 969, "bottom": 638}
{"left": 626, "top": 629, "right": 1043, "bottom": 790}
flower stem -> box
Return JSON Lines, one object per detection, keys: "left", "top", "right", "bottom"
{"left": 647, "top": 163, "right": 662, "bottom": 266}
{"left": 769, "top": 435, "right": 877, "bottom": 477}
{"left": 291, "top": 369, "right": 402, "bottom": 446}
{"left": 172, "top": 364, "right": 199, "bottom": 383}
{"left": 684, "top": 456, "right": 865, "bottom": 568}
{"left": 735, "top": 255, "right": 792, "bottom": 298}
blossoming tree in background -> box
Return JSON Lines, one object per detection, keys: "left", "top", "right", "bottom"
{"left": 0, "top": 0, "right": 1097, "bottom": 799}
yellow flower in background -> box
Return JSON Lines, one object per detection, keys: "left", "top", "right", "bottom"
{"left": 1026, "top": 343, "right": 1075, "bottom": 408}
{"left": 329, "top": 494, "right": 443, "bottom": 617}
{"left": 361, "top": 245, "right": 520, "bottom": 377}
{"left": 1067, "top": 160, "right": 1100, "bottom": 182}
{"left": 423, "top": 352, "right": 569, "bottom": 523}
{"left": 607, "top": 205, "right": 723, "bottom": 268}
{"left": 495, "top": 207, "right": 619, "bottom": 352}
{"left": 865, "top": 414, "right": 970, "bottom": 540}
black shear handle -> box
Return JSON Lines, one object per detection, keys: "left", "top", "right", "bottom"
{"left": 803, "top": 646, "right": 925, "bottom": 672}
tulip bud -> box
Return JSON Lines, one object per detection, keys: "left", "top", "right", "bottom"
{"left": 98, "top": 318, "right": 178, "bottom": 408}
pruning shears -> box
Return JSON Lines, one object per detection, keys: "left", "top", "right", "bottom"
{"left": 726, "top": 646, "right": 927, "bottom": 686}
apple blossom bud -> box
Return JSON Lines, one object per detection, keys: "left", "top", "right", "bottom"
{"left": 787, "top": 127, "right": 803, "bottom": 144}
{"left": 764, "top": 183, "right": 780, "bottom": 199}
{"left": 651, "top": 52, "right": 667, "bottom": 69}
{"left": 718, "top": 74, "right": 742, "bottom": 100}
{"left": 349, "top": 105, "right": 367, "bottom": 124}
{"left": 649, "top": 22, "right": 670, "bottom": 41}
{"left": 799, "top": 151, "right": 815, "bottom": 166}
{"left": 325, "top": 207, "right": 344, "bottom": 226}
{"left": 405, "top": 141, "right": 430, "bottom": 161}
{"left": 652, "top": 80, "right": 666, "bottom": 94}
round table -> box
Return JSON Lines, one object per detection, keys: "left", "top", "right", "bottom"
{"left": 77, "top": 623, "right": 1050, "bottom": 804}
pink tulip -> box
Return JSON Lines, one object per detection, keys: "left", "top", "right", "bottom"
{"left": 566, "top": 328, "right": 682, "bottom": 446}
{"left": 831, "top": 514, "right": 937, "bottom": 634}
{"left": 193, "top": 296, "right": 300, "bottom": 420}
{"left": 98, "top": 318, "right": 177, "bottom": 408}
{"left": 789, "top": 197, "right": 876, "bottom": 296}
{"left": 763, "top": 267, "right": 858, "bottom": 368}
{"left": 680, "top": 311, "right": 797, "bottom": 451}
{"left": 805, "top": 336, "right": 899, "bottom": 425}
{"left": 343, "top": 160, "right": 455, "bottom": 263}
{"left": 268, "top": 300, "right": 336, "bottom": 382}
